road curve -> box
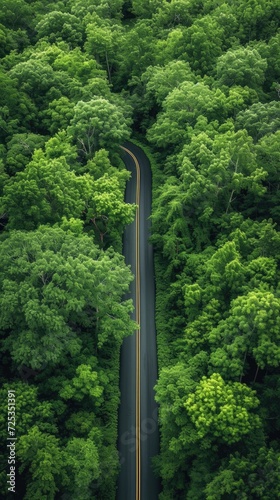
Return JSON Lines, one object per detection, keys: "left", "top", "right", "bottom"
{"left": 117, "top": 141, "right": 160, "bottom": 500}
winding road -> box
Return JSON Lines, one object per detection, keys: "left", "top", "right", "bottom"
{"left": 117, "top": 142, "right": 160, "bottom": 500}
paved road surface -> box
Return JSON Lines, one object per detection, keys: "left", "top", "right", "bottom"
{"left": 117, "top": 142, "right": 160, "bottom": 500}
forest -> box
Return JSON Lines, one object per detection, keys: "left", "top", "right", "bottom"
{"left": 0, "top": 0, "right": 280, "bottom": 499}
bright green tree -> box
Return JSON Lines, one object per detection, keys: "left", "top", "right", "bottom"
{"left": 216, "top": 47, "right": 267, "bottom": 92}
{"left": 69, "top": 97, "right": 132, "bottom": 156}
{"left": 9, "top": 59, "right": 60, "bottom": 105}
{"left": 59, "top": 359, "right": 107, "bottom": 406}
{"left": 35, "top": 11, "right": 83, "bottom": 47}
{"left": 2, "top": 148, "right": 86, "bottom": 229}
{"left": 143, "top": 60, "right": 195, "bottom": 106}
{"left": 256, "top": 130, "right": 280, "bottom": 221}
{"left": 115, "top": 19, "right": 156, "bottom": 83}
{"left": 185, "top": 15, "right": 224, "bottom": 74}
{"left": 86, "top": 172, "right": 135, "bottom": 244}
{"left": 17, "top": 426, "right": 64, "bottom": 500}
{"left": 69, "top": 0, "right": 124, "bottom": 19}
{"left": 185, "top": 373, "right": 261, "bottom": 444}
{"left": 62, "top": 435, "right": 101, "bottom": 499}
{"left": 209, "top": 291, "right": 280, "bottom": 379}
{"left": 84, "top": 18, "right": 122, "bottom": 82}
{"left": 154, "top": 353, "right": 209, "bottom": 495}
{"left": 147, "top": 81, "right": 227, "bottom": 149}
{"left": 130, "top": 0, "right": 162, "bottom": 18}
{"left": 43, "top": 97, "right": 75, "bottom": 134}
{"left": 154, "top": 26, "right": 187, "bottom": 66}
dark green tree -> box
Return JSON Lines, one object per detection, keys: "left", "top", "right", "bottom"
{"left": 0, "top": 227, "right": 135, "bottom": 369}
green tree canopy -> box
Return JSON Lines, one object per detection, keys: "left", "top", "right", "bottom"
{"left": 209, "top": 290, "right": 280, "bottom": 378}
{"left": 69, "top": 97, "right": 132, "bottom": 157}
{"left": 2, "top": 148, "right": 86, "bottom": 229}
{"left": 69, "top": 0, "right": 124, "bottom": 19}
{"left": 185, "top": 15, "right": 224, "bottom": 74}
{"left": 205, "top": 447, "right": 280, "bottom": 500}
{"left": 236, "top": 101, "right": 280, "bottom": 141}
{"left": 17, "top": 425, "right": 65, "bottom": 500}
{"left": 0, "top": 382, "right": 55, "bottom": 442}
{"left": 5, "top": 132, "right": 47, "bottom": 174}
{"left": 35, "top": 11, "right": 84, "bottom": 47}
{"left": 0, "top": 0, "right": 34, "bottom": 31}
{"left": 143, "top": 60, "right": 195, "bottom": 106}
{"left": 185, "top": 373, "right": 261, "bottom": 444}
{"left": 84, "top": 17, "right": 123, "bottom": 82}
{"left": 0, "top": 227, "right": 134, "bottom": 369}
{"left": 62, "top": 435, "right": 101, "bottom": 499}
{"left": 216, "top": 47, "right": 267, "bottom": 92}
{"left": 147, "top": 82, "right": 227, "bottom": 149}
{"left": 59, "top": 358, "right": 107, "bottom": 406}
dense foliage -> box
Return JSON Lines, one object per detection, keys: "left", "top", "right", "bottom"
{"left": 0, "top": 1, "right": 135, "bottom": 498}
{"left": 122, "top": 2, "right": 280, "bottom": 499}
{"left": 0, "top": 0, "right": 280, "bottom": 498}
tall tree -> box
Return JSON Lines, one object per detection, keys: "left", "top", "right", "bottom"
{"left": 147, "top": 81, "right": 227, "bottom": 149}
{"left": 17, "top": 426, "right": 64, "bottom": 500}
{"left": 35, "top": 11, "right": 84, "bottom": 47}
{"left": 68, "top": 97, "right": 132, "bottom": 157}
{"left": 216, "top": 47, "right": 267, "bottom": 93}
{"left": 2, "top": 148, "right": 86, "bottom": 229}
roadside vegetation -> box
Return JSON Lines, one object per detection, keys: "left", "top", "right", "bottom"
{"left": 124, "top": 2, "right": 280, "bottom": 499}
{"left": 0, "top": 1, "right": 135, "bottom": 498}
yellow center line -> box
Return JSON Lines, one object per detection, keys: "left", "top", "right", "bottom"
{"left": 120, "top": 145, "right": 141, "bottom": 500}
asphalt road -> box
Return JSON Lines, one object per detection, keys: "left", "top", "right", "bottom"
{"left": 117, "top": 142, "right": 160, "bottom": 500}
